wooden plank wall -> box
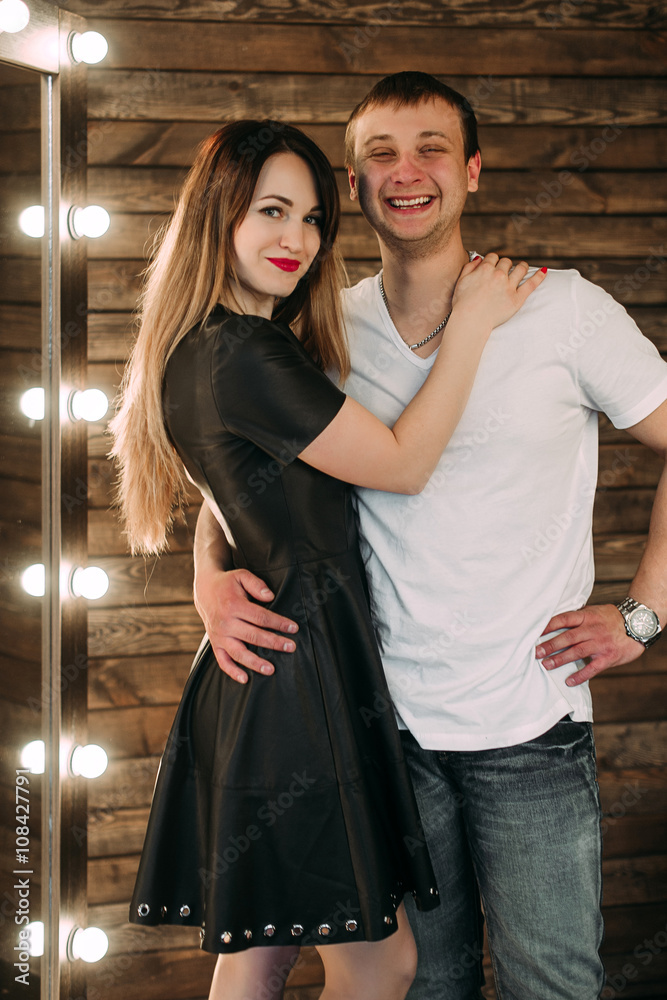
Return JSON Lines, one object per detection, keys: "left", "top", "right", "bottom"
{"left": 59, "top": 2, "right": 667, "bottom": 998}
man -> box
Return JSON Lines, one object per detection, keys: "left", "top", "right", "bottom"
{"left": 192, "top": 73, "right": 667, "bottom": 999}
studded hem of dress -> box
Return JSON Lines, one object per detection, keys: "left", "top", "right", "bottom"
{"left": 131, "top": 881, "right": 440, "bottom": 955}
{"left": 128, "top": 628, "right": 441, "bottom": 955}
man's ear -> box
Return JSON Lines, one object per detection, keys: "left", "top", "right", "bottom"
{"left": 467, "top": 150, "right": 482, "bottom": 194}
{"left": 348, "top": 166, "right": 358, "bottom": 202}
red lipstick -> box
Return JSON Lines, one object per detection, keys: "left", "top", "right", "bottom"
{"left": 267, "top": 258, "right": 300, "bottom": 272}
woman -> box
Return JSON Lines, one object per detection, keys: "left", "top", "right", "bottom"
{"left": 110, "top": 120, "right": 544, "bottom": 1000}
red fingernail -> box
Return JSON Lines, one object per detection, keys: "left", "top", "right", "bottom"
{"left": 540, "top": 266, "right": 547, "bottom": 273}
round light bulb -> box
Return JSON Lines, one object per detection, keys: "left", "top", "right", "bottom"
{"left": 20, "top": 387, "right": 45, "bottom": 421}
{"left": 21, "top": 564, "right": 45, "bottom": 598}
{"left": 69, "top": 30, "right": 108, "bottom": 65}
{"left": 26, "top": 921, "right": 44, "bottom": 957}
{"left": 69, "top": 926, "right": 109, "bottom": 963}
{"left": 70, "top": 744, "right": 108, "bottom": 779}
{"left": 18, "top": 205, "right": 45, "bottom": 239}
{"left": 70, "top": 566, "right": 109, "bottom": 600}
{"left": 20, "top": 740, "right": 45, "bottom": 774}
{"left": 69, "top": 388, "right": 108, "bottom": 422}
{"left": 69, "top": 205, "right": 110, "bottom": 240}
{"left": 0, "top": 0, "right": 30, "bottom": 33}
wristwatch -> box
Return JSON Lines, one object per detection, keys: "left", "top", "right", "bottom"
{"left": 614, "top": 597, "right": 662, "bottom": 649}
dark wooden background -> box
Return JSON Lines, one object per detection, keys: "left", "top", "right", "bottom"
{"left": 55, "top": 2, "right": 667, "bottom": 997}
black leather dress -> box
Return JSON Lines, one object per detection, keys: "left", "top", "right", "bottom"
{"left": 129, "top": 308, "right": 439, "bottom": 954}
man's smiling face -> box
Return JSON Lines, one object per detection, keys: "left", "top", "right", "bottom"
{"left": 348, "top": 97, "right": 481, "bottom": 258}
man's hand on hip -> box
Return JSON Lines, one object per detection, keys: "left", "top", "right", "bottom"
{"left": 194, "top": 566, "right": 298, "bottom": 683}
{"left": 536, "top": 604, "right": 645, "bottom": 686}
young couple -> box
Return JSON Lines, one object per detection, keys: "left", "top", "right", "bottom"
{"left": 111, "top": 72, "right": 667, "bottom": 1000}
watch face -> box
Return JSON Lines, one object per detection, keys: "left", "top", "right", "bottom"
{"left": 628, "top": 608, "right": 659, "bottom": 638}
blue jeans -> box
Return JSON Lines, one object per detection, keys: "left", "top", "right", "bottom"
{"left": 401, "top": 717, "right": 605, "bottom": 1000}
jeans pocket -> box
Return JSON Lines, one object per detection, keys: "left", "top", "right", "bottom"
{"left": 527, "top": 716, "right": 593, "bottom": 755}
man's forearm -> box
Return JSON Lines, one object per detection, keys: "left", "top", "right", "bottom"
{"left": 535, "top": 457, "right": 667, "bottom": 680}
{"left": 194, "top": 502, "right": 233, "bottom": 581}
{"left": 628, "top": 460, "right": 667, "bottom": 624}
{"left": 191, "top": 501, "right": 297, "bottom": 681}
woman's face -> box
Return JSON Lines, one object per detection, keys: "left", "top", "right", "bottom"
{"left": 232, "top": 152, "right": 323, "bottom": 318}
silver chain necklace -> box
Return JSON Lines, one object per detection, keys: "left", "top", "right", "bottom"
{"left": 379, "top": 251, "right": 476, "bottom": 351}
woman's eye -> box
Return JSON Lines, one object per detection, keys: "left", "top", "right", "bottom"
{"left": 262, "top": 206, "right": 282, "bottom": 218}
{"left": 304, "top": 215, "right": 322, "bottom": 227}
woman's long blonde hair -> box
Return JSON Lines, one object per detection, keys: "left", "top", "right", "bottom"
{"left": 109, "top": 121, "right": 349, "bottom": 555}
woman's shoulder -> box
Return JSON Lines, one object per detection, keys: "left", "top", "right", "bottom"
{"left": 207, "top": 308, "right": 291, "bottom": 349}
{"left": 200, "top": 308, "right": 312, "bottom": 376}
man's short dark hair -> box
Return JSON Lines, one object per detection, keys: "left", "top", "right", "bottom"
{"left": 345, "top": 71, "right": 480, "bottom": 168}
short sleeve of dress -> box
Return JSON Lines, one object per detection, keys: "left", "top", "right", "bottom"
{"left": 211, "top": 313, "right": 347, "bottom": 465}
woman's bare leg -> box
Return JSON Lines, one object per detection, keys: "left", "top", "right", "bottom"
{"left": 208, "top": 945, "right": 301, "bottom": 1000}
{"left": 317, "top": 904, "right": 417, "bottom": 1000}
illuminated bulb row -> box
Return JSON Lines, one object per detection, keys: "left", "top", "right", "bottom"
{"left": 0, "top": 5, "right": 109, "bottom": 62}
{"left": 19, "top": 744, "right": 108, "bottom": 959}
{"left": 69, "top": 926, "right": 109, "bottom": 962}
{"left": 68, "top": 205, "right": 111, "bottom": 240}
{"left": 19, "top": 744, "right": 109, "bottom": 959}
{"left": 21, "top": 564, "right": 110, "bottom": 600}
{"left": 20, "top": 388, "right": 109, "bottom": 423}
{"left": 21, "top": 921, "right": 108, "bottom": 963}
{"left": 23, "top": 918, "right": 108, "bottom": 964}
{"left": 68, "top": 31, "right": 108, "bottom": 65}
{"left": 5, "top": 12, "right": 109, "bottom": 970}
{"left": 20, "top": 740, "right": 108, "bottom": 778}
{"left": 18, "top": 206, "right": 44, "bottom": 239}
{"left": 0, "top": 1, "right": 109, "bottom": 66}
{"left": 18, "top": 205, "right": 110, "bottom": 240}
{"left": 0, "top": 0, "right": 29, "bottom": 33}
{"left": 24, "top": 922, "right": 108, "bottom": 964}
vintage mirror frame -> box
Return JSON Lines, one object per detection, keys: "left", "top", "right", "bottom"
{"left": 1, "top": 2, "right": 89, "bottom": 998}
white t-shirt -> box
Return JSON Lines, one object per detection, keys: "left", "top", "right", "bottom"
{"left": 341, "top": 267, "right": 667, "bottom": 751}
